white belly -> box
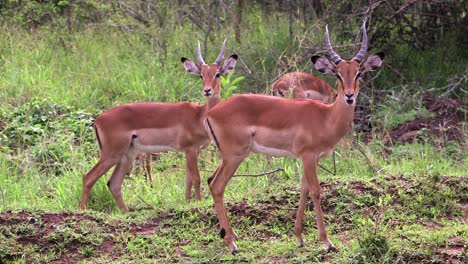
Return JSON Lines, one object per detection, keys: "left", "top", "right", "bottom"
{"left": 251, "top": 141, "right": 295, "bottom": 157}
{"left": 319, "top": 149, "right": 334, "bottom": 158}
{"left": 132, "top": 143, "right": 177, "bottom": 153}
{"left": 131, "top": 128, "right": 179, "bottom": 153}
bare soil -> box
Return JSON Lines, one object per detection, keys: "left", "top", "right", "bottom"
{"left": 388, "top": 93, "right": 466, "bottom": 144}
{"left": 361, "top": 92, "right": 467, "bottom": 145}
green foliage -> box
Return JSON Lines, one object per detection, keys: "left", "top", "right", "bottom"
{"left": 0, "top": 98, "right": 94, "bottom": 149}
{"left": 220, "top": 72, "right": 245, "bottom": 99}
{"left": 372, "top": 90, "right": 436, "bottom": 130}
{"left": 0, "top": 0, "right": 110, "bottom": 31}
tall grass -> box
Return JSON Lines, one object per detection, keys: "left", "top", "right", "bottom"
{"left": 0, "top": 26, "right": 231, "bottom": 110}
{"left": 1, "top": 136, "right": 465, "bottom": 213}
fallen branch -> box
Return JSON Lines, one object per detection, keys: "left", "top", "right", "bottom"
{"left": 441, "top": 71, "right": 468, "bottom": 97}
{"left": 353, "top": 140, "right": 382, "bottom": 174}
{"left": 233, "top": 167, "right": 285, "bottom": 177}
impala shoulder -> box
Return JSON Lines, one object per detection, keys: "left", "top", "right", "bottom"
{"left": 176, "top": 101, "right": 200, "bottom": 109}
{"left": 301, "top": 99, "right": 329, "bottom": 112}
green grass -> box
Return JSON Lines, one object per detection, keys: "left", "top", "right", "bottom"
{"left": 0, "top": 27, "right": 227, "bottom": 111}
{"left": 1, "top": 138, "right": 465, "bottom": 214}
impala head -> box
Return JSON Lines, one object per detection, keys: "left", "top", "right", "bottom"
{"left": 312, "top": 21, "right": 384, "bottom": 105}
{"left": 181, "top": 39, "right": 238, "bottom": 98}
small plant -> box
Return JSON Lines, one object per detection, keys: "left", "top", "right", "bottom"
{"left": 220, "top": 72, "right": 245, "bottom": 99}
{"left": 78, "top": 245, "right": 95, "bottom": 258}
{"left": 350, "top": 218, "right": 392, "bottom": 263}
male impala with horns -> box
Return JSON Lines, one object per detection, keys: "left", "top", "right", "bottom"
{"left": 204, "top": 21, "right": 384, "bottom": 253}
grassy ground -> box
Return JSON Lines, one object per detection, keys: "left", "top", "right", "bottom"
{"left": 0, "top": 175, "right": 466, "bottom": 263}
{"left": 0, "top": 142, "right": 466, "bottom": 263}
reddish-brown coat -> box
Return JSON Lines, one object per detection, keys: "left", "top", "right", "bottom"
{"left": 271, "top": 72, "right": 336, "bottom": 103}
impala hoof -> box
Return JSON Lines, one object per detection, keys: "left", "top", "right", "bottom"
{"left": 228, "top": 243, "right": 239, "bottom": 254}
{"left": 231, "top": 247, "right": 239, "bottom": 255}
{"left": 327, "top": 244, "right": 338, "bottom": 252}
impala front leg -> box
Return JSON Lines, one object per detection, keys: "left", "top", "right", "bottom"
{"left": 108, "top": 154, "right": 136, "bottom": 212}
{"left": 185, "top": 149, "right": 202, "bottom": 201}
{"left": 209, "top": 157, "right": 244, "bottom": 254}
{"left": 301, "top": 153, "right": 337, "bottom": 252}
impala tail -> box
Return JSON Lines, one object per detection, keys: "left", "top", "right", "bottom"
{"left": 93, "top": 122, "right": 103, "bottom": 150}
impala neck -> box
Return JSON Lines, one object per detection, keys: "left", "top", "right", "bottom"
{"left": 204, "top": 95, "right": 221, "bottom": 111}
{"left": 327, "top": 92, "right": 356, "bottom": 139}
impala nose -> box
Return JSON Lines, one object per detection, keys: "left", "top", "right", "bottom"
{"left": 345, "top": 93, "right": 354, "bottom": 105}
{"left": 204, "top": 88, "right": 212, "bottom": 97}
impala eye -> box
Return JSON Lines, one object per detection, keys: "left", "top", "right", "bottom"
{"left": 355, "top": 71, "right": 362, "bottom": 79}
{"left": 199, "top": 74, "right": 203, "bottom": 79}
{"left": 215, "top": 72, "right": 220, "bottom": 78}
{"left": 336, "top": 73, "right": 342, "bottom": 81}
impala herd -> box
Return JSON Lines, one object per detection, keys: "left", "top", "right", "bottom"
{"left": 80, "top": 21, "right": 384, "bottom": 253}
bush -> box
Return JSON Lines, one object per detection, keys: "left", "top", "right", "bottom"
{"left": 0, "top": 98, "right": 94, "bottom": 149}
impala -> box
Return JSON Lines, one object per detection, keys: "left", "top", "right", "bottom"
{"left": 271, "top": 71, "right": 336, "bottom": 103}
{"left": 205, "top": 22, "right": 384, "bottom": 253}
{"left": 80, "top": 40, "right": 238, "bottom": 212}
{"left": 134, "top": 152, "right": 155, "bottom": 183}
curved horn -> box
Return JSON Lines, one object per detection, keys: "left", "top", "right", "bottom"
{"left": 197, "top": 41, "right": 206, "bottom": 65}
{"left": 214, "top": 39, "right": 227, "bottom": 66}
{"left": 325, "top": 25, "right": 342, "bottom": 64}
{"left": 353, "top": 20, "right": 368, "bottom": 63}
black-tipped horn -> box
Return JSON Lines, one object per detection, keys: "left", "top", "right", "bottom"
{"left": 197, "top": 41, "right": 206, "bottom": 65}
{"left": 353, "top": 20, "right": 368, "bottom": 63}
{"left": 325, "top": 25, "right": 342, "bottom": 64}
{"left": 214, "top": 39, "right": 226, "bottom": 66}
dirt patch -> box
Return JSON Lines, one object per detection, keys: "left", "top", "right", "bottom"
{"left": 387, "top": 93, "right": 466, "bottom": 145}
{"left": 228, "top": 197, "right": 287, "bottom": 225}
{"left": 436, "top": 237, "right": 467, "bottom": 262}
{"left": 98, "top": 239, "right": 117, "bottom": 254}
{"left": 128, "top": 216, "right": 168, "bottom": 235}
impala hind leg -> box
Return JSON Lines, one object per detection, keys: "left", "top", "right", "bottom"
{"left": 185, "top": 149, "right": 202, "bottom": 201}
{"left": 108, "top": 153, "right": 137, "bottom": 212}
{"left": 209, "top": 155, "right": 245, "bottom": 254}
{"left": 80, "top": 158, "right": 118, "bottom": 210}
{"left": 301, "top": 153, "right": 336, "bottom": 251}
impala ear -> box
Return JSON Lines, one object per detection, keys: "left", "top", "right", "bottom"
{"left": 220, "top": 54, "right": 238, "bottom": 75}
{"left": 360, "top": 52, "right": 385, "bottom": 74}
{"left": 181, "top": 57, "right": 201, "bottom": 75}
{"left": 312, "top": 55, "right": 335, "bottom": 74}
